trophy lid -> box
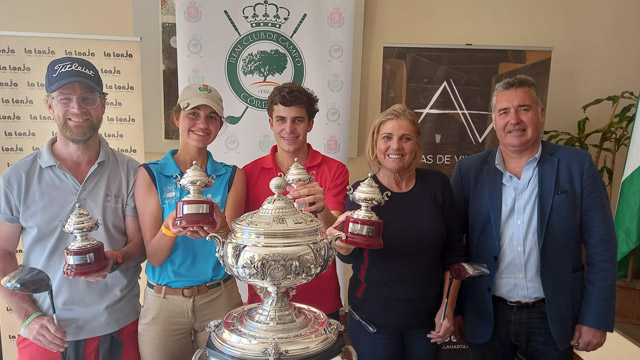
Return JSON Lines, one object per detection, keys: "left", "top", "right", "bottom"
{"left": 283, "top": 158, "right": 313, "bottom": 184}
{"left": 350, "top": 173, "right": 389, "bottom": 205}
{"left": 178, "top": 161, "right": 212, "bottom": 188}
{"left": 63, "top": 203, "right": 100, "bottom": 235}
{"left": 231, "top": 177, "right": 322, "bottom": 244}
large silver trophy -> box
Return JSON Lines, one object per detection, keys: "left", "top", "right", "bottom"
{"left": 205, "top": 177, "right": 343, "bottom": 359}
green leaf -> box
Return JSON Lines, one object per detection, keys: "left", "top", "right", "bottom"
{"left": 582, "top": 98, "right": 606, "bottom": 112}
{"left": 602, "top": 166, "right": 613, "bottom": 184}
{"left": 545, "top": 133, "right": 561, "bottom": 143}
{"left": 577, "top": 117, "right": 588, "bottom": 135}
{"left": 614, "top": 104, "right": 635, "bottom": 122}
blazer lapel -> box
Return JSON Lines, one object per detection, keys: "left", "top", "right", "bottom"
{"left": 483, "top": 148, "right": 503, "bottom": 252}
{"left": 537, "top": 142, "right": 558, "bottom": 250}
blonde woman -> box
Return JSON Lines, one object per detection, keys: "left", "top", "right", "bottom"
{"left": 327, "top": 104, "right": 466, "bottom": 359}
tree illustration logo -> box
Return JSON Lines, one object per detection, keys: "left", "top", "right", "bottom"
{"left": 241, "top": 49, "right": 288, "bottom": 81}
{"left": 224, "top": 1, "right": 307, "bottom": 124}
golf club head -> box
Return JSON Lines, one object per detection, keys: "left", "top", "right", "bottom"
{"left": 1, "top": 266, "right": 52, "bottom": 294}
{"left": 450, "top": 262, "right": 489, "bottom": 280}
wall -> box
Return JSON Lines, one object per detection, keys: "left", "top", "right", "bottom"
{"left": 350, "top": 0, "right": 640, "bottom": 194}
{"left": 0, "top": 0, "right": 133, "bottom": 36}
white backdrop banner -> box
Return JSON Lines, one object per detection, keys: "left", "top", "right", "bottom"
{"left": 0, "top": 32, "right": 145, "bottom": 173}
{"left": 176, "top": 0, "right": 355, "bottom": 166}
{"left": 0, "top": 31, "right": 145, "bottom": 360}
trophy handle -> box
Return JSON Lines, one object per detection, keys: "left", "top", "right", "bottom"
{"left": 192, "top": 348, "right": 206, "bottom": 360}
{"left": 345, "top": 345, "right": 358, "bottom": 359}
{"left": 93, "top": 219, "right": 102, "bottom": 232}
{"left": 287, "top": 287, "right": 297, "bottom": 299}
{"left": 206, "top": 175, "right": 215, "bottom": 188}
{"left": 330, "top": 231, "right": 347, "bottom": 247}
{"left": 346, "top": 185, "right": 354, "bottom": 197}
{"left": 317, "top": 234, "right": 337, "bottom": 275}
{"left": 206, "top": 233, "right": 225, "bottom": 268}
{"left": 206, "top": 319, "right": 222, "bottom": 333}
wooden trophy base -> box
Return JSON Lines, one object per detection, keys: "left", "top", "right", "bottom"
{"left": 63, "top": 242, "right": 108, "bottom": 276}
{"left": 173, "top": 199, "right": 217, "bottom": 228}
{"left": 341, "top": 215, "right": 384, "bottom": 249}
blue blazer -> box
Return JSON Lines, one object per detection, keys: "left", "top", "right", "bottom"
{"left": 451, "top": 141, "right": 617, "bottom": 349}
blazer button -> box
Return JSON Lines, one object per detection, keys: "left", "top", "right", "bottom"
{"left": 487, "top": 287, "right": 491, "bottom": 292}
{"left": 493, "top": 256, "right": 498, "bottom": 262}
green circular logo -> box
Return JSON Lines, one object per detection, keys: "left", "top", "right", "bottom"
{"left": 225, "top": 29, "right": 305, "bottom": 111}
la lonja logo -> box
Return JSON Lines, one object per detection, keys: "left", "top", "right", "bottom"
{"left": 224, "top": 0, "right": 307, "bottom": 124}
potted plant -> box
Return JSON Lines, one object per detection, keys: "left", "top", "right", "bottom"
{"left": 545, "top": 91, "right": 637, "bottom": 198}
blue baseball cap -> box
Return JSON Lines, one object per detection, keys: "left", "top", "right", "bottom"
{"left": 45, "top": 57, "right": 104, "bottom": 94}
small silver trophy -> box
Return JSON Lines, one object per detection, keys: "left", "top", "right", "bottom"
{"left": 62, "top": 203, "right": 107, "bottom": 276}
{"left": 173, "top": 161, "right": 216, "bottom": 228}
{"left": 340, "top": 173, "right": 390, "bottom": 249}
{"left": 282, "top": 157, "right": 315, "bottom": 211}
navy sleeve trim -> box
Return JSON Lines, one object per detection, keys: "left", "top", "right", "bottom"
{"left": 228, "top": 165, "right": 237, "bottom": 193}
{"left": 140, "top": 163, "right": 157, "bottom": 190}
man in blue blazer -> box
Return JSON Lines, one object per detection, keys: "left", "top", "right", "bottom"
{"left": 451, "top": 75, "right": 617, "bottom": 359}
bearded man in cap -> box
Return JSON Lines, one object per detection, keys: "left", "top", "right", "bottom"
{"left": 0, "top": 57, "right": 145, "bottom": 359}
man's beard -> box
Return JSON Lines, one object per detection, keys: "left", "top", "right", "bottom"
{"left": 58, "top": 118, "right": 102, "bottom": 144}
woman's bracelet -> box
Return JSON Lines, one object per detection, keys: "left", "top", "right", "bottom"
{"left": 161, "top": 225, "right": 177, "bottom": 237}
{"left": 22, "top": 311, "right": 43, "bottom": 330}
{"left": 215, "top": 227, "right": 230, "bottom": 234}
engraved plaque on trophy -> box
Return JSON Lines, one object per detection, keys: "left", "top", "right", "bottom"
{"left": 282, "top": 157, "right": 315, "bottom": 211}
{"left": 62, "top": 203, "right": 108, "bottom": 276}
{"left": 341, "top": 173, "right": 390, "bottom": 249}
{"left": 173, "top": 161, "right": 217, "bottom": 228}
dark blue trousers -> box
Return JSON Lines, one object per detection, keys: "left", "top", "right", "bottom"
{"left": 347, "top": 311, "right": 438, "bottom": 360}
{"left": 468, "top": 296, "right": 573, "bottom": 360}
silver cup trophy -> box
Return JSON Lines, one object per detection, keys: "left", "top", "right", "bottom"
{"left": 173, "top": 161, "right": 217, "bottom": 228}
{"left": 282, "top": 157, "right": 315, "bottom": 211}
{"left": 335, "top": 173, "right": 390, "bottom": 249}
{"left": 204, "top": 176, "right": 344, "bottom": 359}
{"left": 62, "top": 203, "right": 107, "bottom": 276}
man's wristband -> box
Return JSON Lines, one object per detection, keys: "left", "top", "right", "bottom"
{"left": 22, "top": 311, "right": 43, "bottom": 330}
{"left": 110, "top": 250, "right": 123, "bottom": 273}
{"left": 161, "top": 225, "right": 177, "bottom": 237}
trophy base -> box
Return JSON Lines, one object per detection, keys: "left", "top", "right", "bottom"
{"left": 203, "top": 331, "right": 348, "bottom": 360}
{"left": 208, "top": 303, "right": 342, "bottom": 359}
{"left": 341, "top": 215, "right": 384, "bottom": 249}
{"left": 173, "top": 199, "right": 217, "bottom": 228}
{"left": 63, "top": 242, "right": 108, "bottom": 276}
